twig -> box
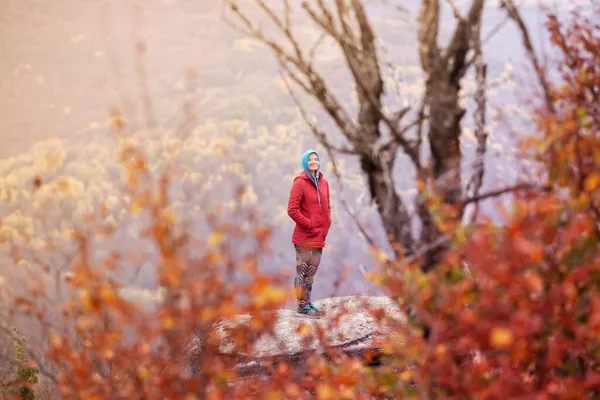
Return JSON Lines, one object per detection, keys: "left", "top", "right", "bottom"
{"left": 500, "top": 0, "right": 555, "bottom": 113}
{"left": 446, "top": 0, "right": 464, "bottom": 20}
{"left": 280, "top": 71, "right": 377, "bottom": 248}
{"left": 464, "top": 14, "right": 512, "bottom": 70}
{"left": 225, "top": 1, "right": 361, "bottom": 143}
{"left": 461, "top": 182, "right": 542, "bottom": 207}
{"left": 464, "top": 14, "right": 488, "bottom": 225}
{"left": 132, "top": 4, "right": 158, "bottom": 130}
{"left": 303, "top": 0, "right": 423, "bottom": 171}
{"left": 308, "top": 32, "right": 328, "bottom": 64}
{"left": 281, "top": 72, "right": 355, "bottom": 155}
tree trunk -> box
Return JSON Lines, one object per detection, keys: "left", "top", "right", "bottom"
{"left": 428, "top": 75, "right": 464, "bottom": 206}
{"left": 361, "top": 151, "right": 414, "bottom": 256}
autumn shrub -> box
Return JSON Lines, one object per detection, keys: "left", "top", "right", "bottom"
{"left": 2, "top": 137, "right": 285, "bottom": 398}
{"left": 1, "top": 327, "right": 38, "bottom": 400}
{"left": 0, "top": 120, "right": 377, "bottom": 399}
{"left": 357, "top": 5, "right": 600, "bottom": 399}
{"left": 0, "top": 78, "right": 383, "bottom": 397}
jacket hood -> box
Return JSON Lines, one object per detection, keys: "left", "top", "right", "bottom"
{"left": 298, "top": 149, "right": 323, "bottom": 204}
{"left": 301, "top": 149, "right": 320, "bottom": 184}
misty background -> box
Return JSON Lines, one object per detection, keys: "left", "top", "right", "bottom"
{"left": 0, "top": 0, "right": 578, "bottom": 305}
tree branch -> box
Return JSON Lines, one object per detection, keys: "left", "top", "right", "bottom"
{"left": 280, "top": 71, "right": 379, "bottom": 248}
{"left": 500, "top": 0, "right": 555, "bottom": 113}
{"left": 281, "top": 71, "right": 357, "bottom": 155}
{"left": 461, "top": 182, "right": 544, "bottom": 208}
{"left": 303, "top": 0, "right": 422, "bottom": 170}
{"left": 446, "top": 0, "right": 464, "bottom": 20}
{"left": 443, "top": 0, "right": 484, "bottom": 80}
{"left": 464, "top": 14, "right": 488, "bottom": 225}
{"left": 227, "top": 0, "right": 362, "bottom": 144}
{"left": 418, "top": 0, "right": 441, "bottom": 74}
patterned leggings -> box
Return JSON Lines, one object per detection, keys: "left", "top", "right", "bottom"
{"left": 294, "top": 245, "right": 323, "bottom": 310}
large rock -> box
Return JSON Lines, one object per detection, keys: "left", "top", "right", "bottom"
{"left": 184, "top": 295, "right": 405, "bottom": 378}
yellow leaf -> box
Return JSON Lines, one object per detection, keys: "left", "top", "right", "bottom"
{"left": 77, "top": 316, "right": 94, "bottom": 330}
{"left": 163, "top": 210, "right": 178, "bottom": 224}
{"left": 584, "top": 173, "right": 600, "bottom": 192}
{"left": 400, "top": 369, "right": 412, "bottom": 381}
{"left": 455, "top": 224, "right": 467, "bottom": 244}
{"left": 438, "top": 221, "right": 453, "bottom": 233}
{"left": 207, "top": 232, "right": 224, "bottom": 248}
{"left": 99, "top": 284, "right": 115, "bottom": 303}
{"left": 200, "top": 308, "right": 215, "bottom": 322}
{"left": 340, "top": 387, "right": 355, "bottom": 399}
{"left": 490, "top": 327, "right": 514, "bottom": 349}
{"left": 373, "top": 249, "right": 389, "bottom": 264}
{"left": 317, "top": 384, "right": 335, "bottom": 400}
{"left": 298, "top": 323, "right": 312, "bottom": 336}
{"left": 382, "top": 340, "right": 394, "bottom": 354}
{"left": 130, "top": 202, "right": 142, "bottom": 215}
{"left": 137, "top": 366, "right": 150, "bottom": 381}
{"left": 254, "top": 285, "right": 288, "bottom": 307}
{"left": 265, "top": 391, "right": 281, "bottom": 400}
{"left": 80, "top": 289, "right": 94, "bottom": 310}
{"left": 56, "top": 177, "right": 71, "bottom": 194}
{"left": 161, "top": 317, "right": 175, "bottom": 329}
{"left": 364, "top": 271, "right": 382, "bottom": 285}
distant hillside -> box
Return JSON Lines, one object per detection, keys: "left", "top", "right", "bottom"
{"left": 0, "top": 0, "right": 581, "bottom": 301}
{"left": 0, "top": 0, "right": 556, "bottom": 158}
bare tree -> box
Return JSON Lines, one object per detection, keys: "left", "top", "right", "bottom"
{"left": 224, "top": 0, "right": 487, "bottom": 272}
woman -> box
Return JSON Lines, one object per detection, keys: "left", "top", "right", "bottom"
{"left": 287, "top": 149, "right": 332, "bottom": 319}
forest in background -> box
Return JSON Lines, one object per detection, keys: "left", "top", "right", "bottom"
{"left": 0, "top": 0, "right": 524, "bottom": 298}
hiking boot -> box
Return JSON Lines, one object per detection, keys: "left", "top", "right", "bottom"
{"left": 307, "top": 302, "right": 324, "bottom": 317}
{"left": 296, "top": 305, "right": 321, "bottom": 319}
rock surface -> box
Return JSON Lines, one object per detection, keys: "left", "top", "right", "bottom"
{"left": 184, "top": 296, "right": 405, "bottom": 378}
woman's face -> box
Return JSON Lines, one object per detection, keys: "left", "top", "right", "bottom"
{"left": 308, "top": 153, "right": 319, "bottom": 172}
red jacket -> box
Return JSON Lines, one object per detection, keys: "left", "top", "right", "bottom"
{"left": 287, "top": 170, "right": 332, "bottom": 248}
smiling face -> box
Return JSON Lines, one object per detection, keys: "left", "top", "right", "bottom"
{"left": 308, "top": 153, "right": 319, "bottom": 173}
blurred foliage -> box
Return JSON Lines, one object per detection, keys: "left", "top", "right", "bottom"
{"left": 0, "top": 2, "right": 598, "bottom": 399}
{"left": 360, "top": 5, "right": 600, "bottom": 398}
{"left": 2, "top": 327, "right": 39, "bottom": 400}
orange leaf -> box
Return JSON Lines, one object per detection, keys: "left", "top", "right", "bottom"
{"left": 584, "top": 173, "right": 600, "bottom": 192}
{"left": 490, "top": 327, "right": 514, "bottom": 349}
{"left": 316, "top": 384, "right": 335, "bottom": 400}
{"left": 161, "top": 316, "right": 175, "bottom": 329}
